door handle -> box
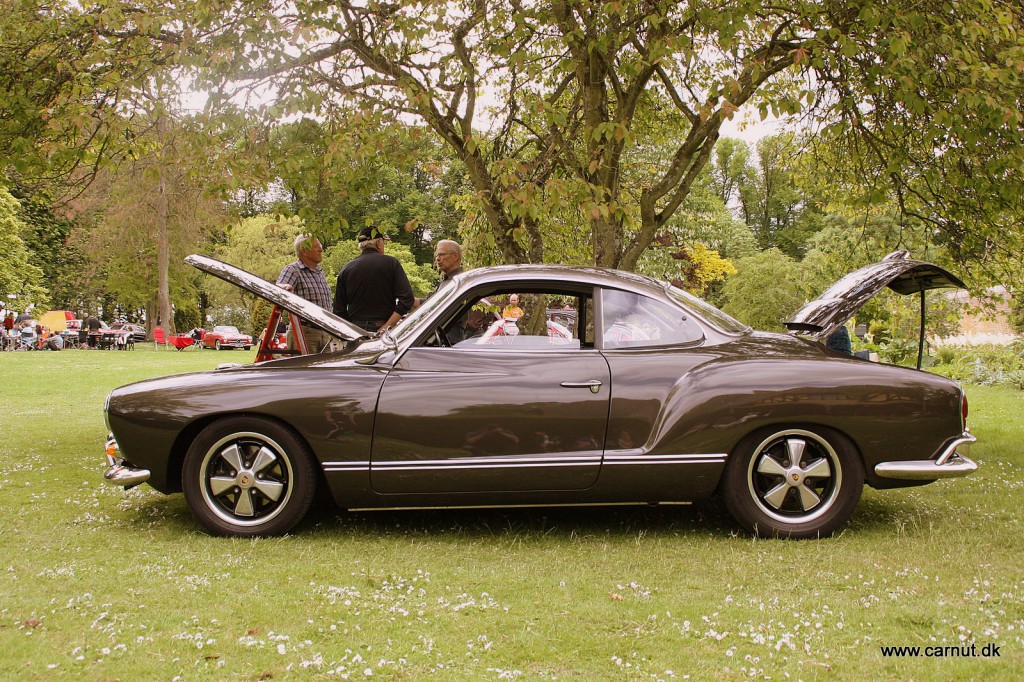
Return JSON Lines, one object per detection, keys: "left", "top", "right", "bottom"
{"left": 560, "top": 379, "right": 603, "bottom": 394}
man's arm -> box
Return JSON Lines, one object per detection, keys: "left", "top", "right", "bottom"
{"left": 392, "top": 260, "right": 415, "bottom": 315}
{"left": 332, "top": 271, "right": 348, "bottom": 317}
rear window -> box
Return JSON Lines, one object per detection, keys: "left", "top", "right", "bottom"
{"left": 665, "top": 285, "right": 750, "bottom": 334}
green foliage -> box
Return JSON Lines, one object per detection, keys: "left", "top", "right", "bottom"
{"left": 3, "top": 0, "right": 1022, "bottom": 305}
{"left": 74, "top": 135, "right": 224, "bottom": 327}
{"left": 0, "top": 186, "right": 47, "bottom": 312}
{"left": 802, "top": 4, "right": 1024, "bottom": 273}
{"left": 205, "top": 215, "right": 307, "bottom": 335}
{"left": 708, "top": 137, "right": 752, "bottom": 208}
{"left": 929, "top": 342, "right": 1024, "bottom": 390}
{"left": 1011, "top": 295, "right": 1024, "bottom": 335}
{"left": 0, "top": 2, "right": 187, "bottom": 183}
{"left": 268, "top": 118, "right": 462, "bottom": 264}
{"left": 638, "top": 242, "right": 735, "bottom": 296}
{"left": 8, "top": 190, "right": 83, "bottom": 309}
{"left": 721, "top": 249, "right": 804, "bottom": 331}
{"left": 169, "top": 0, "right": 1024, "bottom": 269}
{"left": 801, "top": 217, "right": 964, "bottom": 339}
{"left": 172, "top": 299, "right": 201, "bottom": 332}
{"left": 709, "top": 133, "right": 832, "bottom": 260}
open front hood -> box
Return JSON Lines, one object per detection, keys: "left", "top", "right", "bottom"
{"left": 785, "top": 251, "right": 967, "bottom": 341}
{"left": 185, "top": 255, "right": 370, "bottom": 342}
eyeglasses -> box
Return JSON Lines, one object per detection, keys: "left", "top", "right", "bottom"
{"left": 435, "top": 251, "right": 457, "bottom": 258}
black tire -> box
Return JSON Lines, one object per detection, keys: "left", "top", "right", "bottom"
{"left": 721, "top": 426, "right": 864, "bottom": 539}
{"left": 243, "top": 346, "right": 251, "bottom": 351}
{"left": 182, "top": 416, "right": 317, "bottom": 537}
{"left": 214, "top": 339, "right": 222, "bottom": 350}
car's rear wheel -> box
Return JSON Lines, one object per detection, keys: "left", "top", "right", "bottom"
{"left": 722, "top": 426, "right": 864, "bottom": 539}
{"left": 182, "top": 417, "right": 317, "bottom": 537}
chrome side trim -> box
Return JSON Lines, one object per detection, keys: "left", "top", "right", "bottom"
{"left": 322, "top": 461, "right": 372, "bottom": 473}
{"left": 326, "top": 455, "right": 600, "bottom": 474}
{"left": 874, "top": 432, "right": 978, "bottom": 480}
{"left": 348, "top": 501, "right": 695, "bottom": 512}
{"left": 323, "top": 453, "right": 726, "bottom": 474}
{"left": 604, "top": 453, "right": 727, "bottom": 466}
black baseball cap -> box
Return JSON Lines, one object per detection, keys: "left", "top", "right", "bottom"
{"left": 357, "top": 226, "right": 391, "bottom": 242}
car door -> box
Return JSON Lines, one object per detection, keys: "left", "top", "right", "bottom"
{"left": 370, "top": 290, "right": 610, "bottom": 494}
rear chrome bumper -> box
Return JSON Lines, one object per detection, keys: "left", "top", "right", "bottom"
{"left": 875, "top": 431, "right": 978, "bottom": 480}
{"left": 102, "top": 435, "right": 150, "bottom": 488}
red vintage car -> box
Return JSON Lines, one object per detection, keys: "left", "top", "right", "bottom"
{"left": 201, "top": 325, "right": 253, "bottom": 350}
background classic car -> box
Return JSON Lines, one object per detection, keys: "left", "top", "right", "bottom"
{"left": 201, "top": 325, "right": 253, "bottom": 350}
{"left": 102, "top": 253, "right": 977, "bottom": 538}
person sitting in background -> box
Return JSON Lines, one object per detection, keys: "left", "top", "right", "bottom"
{"left": 20, "top": 322, "right": 36, "bottom": 349}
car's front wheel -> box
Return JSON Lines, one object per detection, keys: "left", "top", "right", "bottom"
{"left": 214, "top": 339, "right": 222, "bottom": 350}
{"left": 722, "top": 426, "right": 864, "bottom": 539}
{"left": 182, "top": 417, "right": 317, "bottom": 537}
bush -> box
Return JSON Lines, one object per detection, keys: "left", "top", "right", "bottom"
{"left": 929, "top": 341, "right": 1024, "bottom": 389}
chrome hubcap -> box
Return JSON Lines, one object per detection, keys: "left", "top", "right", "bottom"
{"left": 748, "top": 430, "right": 841, "bottom": 523}
{"left": 201, "top": 433, "right": 292, "bottom": 525}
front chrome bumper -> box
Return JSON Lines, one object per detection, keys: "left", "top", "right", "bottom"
{"left": 102, "top": 435, "right": 151, "bottom": 489}
{"left": 874, "top": 431, "right": 978, "bottom": 480}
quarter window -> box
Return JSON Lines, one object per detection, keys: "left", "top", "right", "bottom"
{"left": 601, "top": 289, "right": 704, "bottom": 348}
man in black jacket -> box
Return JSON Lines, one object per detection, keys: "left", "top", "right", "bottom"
{"left": 333, "top": 226, "right": 415, "bottom": 333}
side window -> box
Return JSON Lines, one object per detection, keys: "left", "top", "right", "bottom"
{"left": 601, "top": 289, "right": 704, "bottom": 348}
{"left": 422, "top": 287, "right": 592, "bottom": 349}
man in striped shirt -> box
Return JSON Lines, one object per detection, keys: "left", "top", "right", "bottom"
{"left": 276, "top": 234, "right": 334, "bottom": 353}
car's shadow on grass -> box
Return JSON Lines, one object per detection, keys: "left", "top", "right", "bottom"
{"left": 304, "top": 499, "right": 740, "bottom": 541}
{"left": 119, "top": 493, "right": 740, "bottom": 539}
{"left": 120, "top": 490, "right": 933, "bottom": 541}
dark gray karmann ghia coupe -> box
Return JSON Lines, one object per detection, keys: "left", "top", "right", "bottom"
{"left": 103, "top": 252, "right": 978, "bottom": 538}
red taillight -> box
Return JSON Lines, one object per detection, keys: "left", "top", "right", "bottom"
{"left": 962, "top": 393, "right": 969, "bottom": 425}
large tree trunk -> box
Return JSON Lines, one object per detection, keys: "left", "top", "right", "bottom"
{"left": 155, "top": 115, "right": 173, "bottom": 337}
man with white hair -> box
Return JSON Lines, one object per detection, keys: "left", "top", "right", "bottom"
{"left": 421, "top": 239, "right": 495, "bottom": 343}
{"left": 276, "top": 234, "right": 333, "bottom": 353}
{"left": 433, "top": 239, "right": 465, "bottom": 282}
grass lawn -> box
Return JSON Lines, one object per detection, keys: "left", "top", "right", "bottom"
{"left": 1, "top": 347, "right": 1021, "bottom": 680}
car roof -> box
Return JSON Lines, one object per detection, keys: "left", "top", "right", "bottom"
{"left": 445, "top": 264, "right": 670, "bottom": 295}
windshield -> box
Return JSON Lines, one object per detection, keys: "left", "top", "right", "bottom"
{"left": 391, "top": 279, "right": 460, "bottom": 339}
{"left": 665, "top": 284, "right": 750, "bottom": 334}
{"left": 214, "top": 326, "right": 240, "bottom": 334}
